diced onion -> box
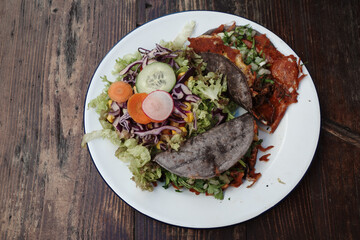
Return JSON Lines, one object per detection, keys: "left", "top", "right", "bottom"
{"left": 258, "top": 68, "right": 271, "bottom": 75}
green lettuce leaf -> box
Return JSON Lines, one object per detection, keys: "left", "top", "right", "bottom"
{"left": 115, "top": 139, "right": 161, "bottom": 191}
{"left": 112, "top": 51, "right": 142, "bottom": 76}
{"left": 81, "top": 129, "right": 122, "bottom": 148}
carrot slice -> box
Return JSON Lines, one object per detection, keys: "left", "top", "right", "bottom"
{"left": 127, "top": 93, "right": 152, "bottom": 124}
{"left": 108, "top": 81, "right": 133, "bottom": 103}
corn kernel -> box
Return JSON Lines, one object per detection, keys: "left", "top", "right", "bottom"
{"left": 181, "top": 102, "right": 191, "bottom": 111}
{"left": 184, "top": 112, "right": 194, "bottom": 123}
{"left": 156, "top": 141, "right": 164, "bottom": 150}
{"left": 107, "top": 100, "right": 113, "bottom": 108}
{"left": 171, "top": 126, "right": 188, "bottom": 136}
{"left": 179, "top": 127, "right": 187, "bottom": 132}
{"left": 177, "top": 72, "right": 186, "bottom": 80}
{"left": 106, "top": 114, "right": 115, "bottom": 123}
{"left": 184, "top": 76, "right": 193, "bottom": 86}
{"left": 179, "top": 127, "right": 188, "bottom": 136}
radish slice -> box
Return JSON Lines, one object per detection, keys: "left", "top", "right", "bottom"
{"left": 142, "top": 90, "right": 174, "bottom": 122}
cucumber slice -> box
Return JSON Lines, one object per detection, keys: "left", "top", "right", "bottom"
{"left": 135, "top": 62, "right": 176, "bottom": 93}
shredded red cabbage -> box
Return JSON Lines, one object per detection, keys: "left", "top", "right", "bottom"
{"left": 111, "top": 44, "right": 202, "bottom": 146}
{"left": 212, "top": 109, "right": 228, "bottom": 126}
{"left": 119, "top": 44, "right": 180, "bottom": 84}
{"left": 119, "top": 60, "right": 143, "bottom": 75}
{"left": 171, "top": 83, "right": 200, "bottom": 103}
{"left": 108, "top": 101, "right": 181, "bottom": 145}
{"left": 133, "top": 125, "right": 181, "bottom": 137}
{"left": 178, "top": 67, "right": 195, "bottom": 84}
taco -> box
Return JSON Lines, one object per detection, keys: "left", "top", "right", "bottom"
{"left": 188, "top": 23, "right": 306, "bottom": 132}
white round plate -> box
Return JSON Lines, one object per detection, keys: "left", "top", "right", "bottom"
{"left": 84, "top": 11, "right": 320, "bottom": 228}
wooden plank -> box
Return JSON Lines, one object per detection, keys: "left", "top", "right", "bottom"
{"left": 0, "top": 0, "right": 137, "bottom": 239}
{"left": 134, "top": 210, "right": 246, "bottom": 240}
{"left": 308, "top": 132, "right": 360, "bottom": 239}
{"left": 301, "top": 0, "right": 360, "bottom": 133}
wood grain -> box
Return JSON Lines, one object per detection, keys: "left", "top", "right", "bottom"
{"left": 0, "top": 0, "right": 359, "bottom": 239}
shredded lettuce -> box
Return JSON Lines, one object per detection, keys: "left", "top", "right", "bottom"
{"left": 168, "top": 134, "right": 185, "bottom": 151}
{"left": 81, "top": 129, "right": 123, "bottom": 148}
{"left": 115, "top": 139, "right": 161, "bottom": 191}
{"left": 187, "top": 70, "right": 236, "bottom": 136}
{"left": 87, "top": 92, "right": 109, "bottom": 114}
{"left": 87, "top": 76, "right": 111, "bottom": 115}
{"left": 116, "top": 139, "right": 150, "bottom": 165}
{"left": 172, "top": 21, "right": 195, "bottom": 49}
{"left": 112, "top": 51, "right": 142, "bottom": 76}
{"left": 131, "top": 162, "right": 162, "bottom": 191}
{"left": 188, "top": 100, "right": 213, "bottom": 135}
{"left": 174, "top": 56, "right": 189, "bottom": 74}
{"left": 187, "top": 72, "right": 227, "bottom": 105}
{"left": 162, "top": 169, "right": 227, "bottom": 200}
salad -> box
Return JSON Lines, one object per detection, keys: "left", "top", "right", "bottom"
{"left": 82, "top": 22, "right": 266, "bottom": 200}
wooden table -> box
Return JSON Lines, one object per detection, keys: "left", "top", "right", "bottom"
{"left": 1, "top": 0, "right": 359, "bottom": 239}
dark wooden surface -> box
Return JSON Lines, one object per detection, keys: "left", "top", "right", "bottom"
{"left": 1, "top": 0, "right": 359, "bottom": 239}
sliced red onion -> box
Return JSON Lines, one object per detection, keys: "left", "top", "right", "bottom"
{"left": 174, "top": 100, "right": 188, "bottom": 108}
{"left": 147, "top": 59, "right": 157, "bottom": 65}
{"left": 153, "top": 121, "right": 167, "bottom": 128}
{"left": 141, "top": 56, "right": 149, "bottom": 69}
{"left": 156, "top": 53, "right": 178, "bottom": 59}
{"left": 156, "top": 44, "right": 172, "bottom": 53}
{"left": 159, "top": 142, "right": 168, "bottom": 151}
{"left": 113, "top": 112, "right": 131, "bottom": 132}
{"left": 138, "top": 47, "right": 150, "bottom": 54}
{"left": 146, "top": 48, "right": 158, "bottom": 58}
{"left": 172, "top": 90, "right": 184, "bottom": 100}
{"left": 136, "top": 123, "right": 145, "bottom": 131}
{"left": 119, "top": 60, "right": 143, "bottom": 75}
{"left": 120, "top": 119, "right": 131, "bottom": 132}
{"left": 141, "top": 55, "right": 158, "bottom": 69}
{"left": 172, "top": 83, "right": 190, "bottom": 100}
{"left": 172, "top": 83, "right": 200, "bottom": 103}
{"left": 168, "top": 117, "right": 186, "bottom": 123}
{"left": 168, "top": 58, "right": 177, "bottom": 68}
{"left": 108, "top": 101, "right": 122, "bottom": 117}
{"left": 178, "top": 67, "right": 195, "bottom": 83}
{"left": 172, "top": 105, "right": 187, "bottom": 118}
{"left": 134, "top": 125, "right": 181, "bottom": 137}
{"left": 212, "top": 109, "right": 228, "bottom": 126}
{"left": 108, "top": 109, "right": 120, "bottom": 116}
{"left": 122, "top": 72, "right": 137, "bottom": 84}
{"left": 111, "top": 101, "right": 120, "bottom": 111}
{"left": 185, "top": 94, "right": 201, "bottom": 102}
{"left": 114, "top": 124, "right": 122, "bottom": 132}
{"left": 113, "top": 117, "right": 122, "bottom": 132}
{"left": 142, "top": 135, "right": 160, "bottom": 147}
{"left": 178, "top": 83, "right": 192, "bottom": 95}
{"left": 131, "top": 124, "right": 142, "bottom": 132}
{"left": 117, "top": 101, "right": 127, "bottom": 109}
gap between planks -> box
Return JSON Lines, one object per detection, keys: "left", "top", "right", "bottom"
{"left": 321, "top": 118, "right": 360, "bottom": 148}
